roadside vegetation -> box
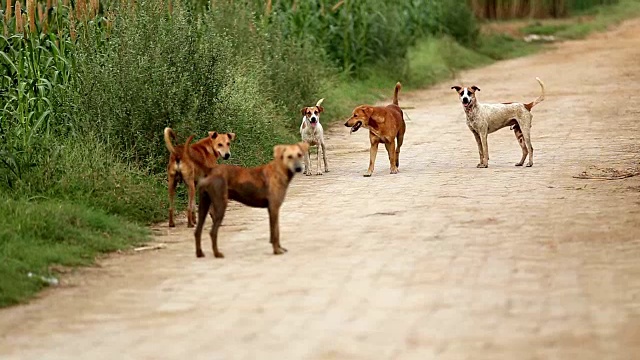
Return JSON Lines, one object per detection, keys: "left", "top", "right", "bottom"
{"left": 0, "top": 0, "right": 633, "bottom": 306}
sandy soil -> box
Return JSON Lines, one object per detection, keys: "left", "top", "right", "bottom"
{"left": 1, "top": 19, "right": 640, "bottom": 360}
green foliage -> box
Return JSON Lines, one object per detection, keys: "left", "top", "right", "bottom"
{"left": 0, "top": 197, "right": 148, "bottom": 306}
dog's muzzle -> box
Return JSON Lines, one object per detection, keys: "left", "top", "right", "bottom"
{"left": 294, "top": 166, "right": 303, "bottom": 173}
{"left": 223, "top": 153, "right": 230, "bottom": 160}
{"left": 310, "top": 117, "right": 317, "bottom": 127}
{"left": 347, "top": 121, "right": 362, "bottom": 133}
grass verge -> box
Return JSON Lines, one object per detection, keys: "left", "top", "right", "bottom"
{"left": 0, "top": 198, "right": 148, "bottom": 307}
{"left": 520, "top": 0, "right": 640, "bottom": 39}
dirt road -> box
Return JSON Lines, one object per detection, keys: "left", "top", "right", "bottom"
{"left": 2, "top": 20, "right": 640, "bottom": 360}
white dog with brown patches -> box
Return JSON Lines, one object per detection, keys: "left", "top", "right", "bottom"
{"left": 300, "top": 98, "right": 329, "bottom": 175}
{"left": 452, "top": 77, "right": 545, "bottom": 168}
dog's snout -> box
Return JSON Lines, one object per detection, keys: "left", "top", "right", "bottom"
{"left": 295, "top": 166, "right": 303, "bottom": 173}
{"left": 310, "top": 117, "right": 317, "bottom": 123}
{"left": 462, "top": 97, "right": 469, "bottom": 104}
{"left": 224, "top": 153, "right": 230, "bottom": 160}
{"left": 344, "top": 121, "right": 349, "bottom": 127}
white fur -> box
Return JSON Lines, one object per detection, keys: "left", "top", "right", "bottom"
{"left": 299, "top": 99, "right": 329, "bottom": 175}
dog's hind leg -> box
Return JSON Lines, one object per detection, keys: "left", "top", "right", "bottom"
{"left": 316, "top": 145, "right": 322, "bottom": 175}
{"left": 209, "top": 177, "right": 228, "bottom": 258}
{"left": 194, "top": 188, "right": 211, "bottom": 258}
{"left": 395, "top": 126, "right": 404, "bottom": 168}
{"left": 513, "top": 124, "right": 528, "bottom": 166}
{"left": 520, "top": 122, "right": 534, "bottom": 167}
{"left": 321, "top": 142, "right": 329, "bottom": 172}
{"left": 186, "top": 179, "right": 197, "bottom": 228}
{"left": 168, "top": 173, "right": 177, "bottom": 227}
{"left": 268, "top": 203, "right": 287, "bottom": 255}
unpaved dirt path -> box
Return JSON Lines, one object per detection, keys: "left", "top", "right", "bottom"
{"left": 2, "top": 20, "right": 640, "bottom": 360}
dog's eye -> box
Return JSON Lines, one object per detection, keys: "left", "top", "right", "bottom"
{"left": 314, "top": 111, "right": 318, "bottom": 115}
{"left": 297, "top": 153, "right": 302, "bottom": 158}
{"left": 227, "top": 143, "right": 230, "bottom": 146}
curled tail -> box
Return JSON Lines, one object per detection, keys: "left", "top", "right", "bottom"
{"left": 525, "top": 77, "right": 545, "bottom": 111}
{"left": 393, "top": 82, "right": 402, "bottom": 106}
{"left": 164, "top": 127, "right": 177, "bottom": 154}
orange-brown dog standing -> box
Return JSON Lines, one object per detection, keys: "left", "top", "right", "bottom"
{"left": 164, "top": 127, "right": 236, "bottom": 228}
{"left": 344, "top": 82, "right": 406, "bottom": 177}
{"left": 194, "top": 142, "right": 309, "bottom": 258}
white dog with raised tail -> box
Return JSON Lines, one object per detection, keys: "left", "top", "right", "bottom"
{"left": 299, "top": 98, "right": 329, "bottom": 175}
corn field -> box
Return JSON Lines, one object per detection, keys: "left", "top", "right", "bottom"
{"left": 469, "top": 0, "right": 619, "bottom": 19}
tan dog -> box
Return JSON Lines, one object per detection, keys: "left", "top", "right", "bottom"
{"left": 194, "top": 142, "right": 309, "bottom": 258}
{"left": 451, "top": 77, "right": 545, "bottom": 168}
{"left": 164, "top": 127, "right": 236, "bottom": 228}
{"left": 344, "top": 82, "right": 406, "bottom": 177}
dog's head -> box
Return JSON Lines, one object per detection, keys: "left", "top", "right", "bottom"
{"left": 273, "top": 142, "right": 309, "bottom": 174}
{"left": 301, "top": 99, "right": 325, "bottom": 128}
{"left": 207, "top": 131, "right": 236, "bottom": 160}
{"left": 451, "top": 85, "right": 480, "bottom": 110}
{"left": 344, "top": 105, "right": 374, "bottom": 133}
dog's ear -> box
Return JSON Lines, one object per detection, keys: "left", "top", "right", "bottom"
{"left": 301, "top": 107, "right": 307, "bottom": 116}
{"left": 273, "top": 145, "right": 286, "bottom": 160}
{"left": 317, "top": 105, "right": 324, "bottom": 113}
{"left": 471, "top": 86, "right": 481, "bottom": 92}
{"left": 209, "top": 131, "right": 218, "bottom": 139}
{"left": 297, "top": 142, "right": 310, "bottom": 153}
{"left": 227, "top": 133, "right": 236, "bottom": 141}
{"left": 363, "top": 106, "right": 374, "bottom": 120}
{"left": 451, "top": 86, "right": 462, "bottom": 92}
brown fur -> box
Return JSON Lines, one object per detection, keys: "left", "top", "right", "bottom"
{"left": 194, "top": 142, "right": 309, "bottom": 258}
{"left": 164, "top": 127, "right": 236, "bottom": 228}
{"left": 344, "top": 82, "right": 406, "bottom": 176}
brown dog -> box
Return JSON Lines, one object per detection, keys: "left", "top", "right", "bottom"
{"left": 194, "top": 142, "right": 309, "bottom": 258}
{"left": 164, "top": 127, "right": 236, "bottom": 228}
{"left": 344, "top": 82, "right": 406, "bottom": 176}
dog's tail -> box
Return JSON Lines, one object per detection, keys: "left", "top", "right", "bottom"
{"left": 164, "top": 127, "right": 178, "bottom": 154}
{"left": 315, "top": 98, "right": 325, "bottom": 107}
{"left": 182, "top": 134, "right": 195, "bottom": 160}
{"left": 393, "top": 82, "right": 402, "bottom": 106}
{"left": 525, "top": 77, "right": 545, "bottom": 111}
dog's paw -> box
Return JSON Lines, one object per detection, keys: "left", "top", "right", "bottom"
{"left": 273, "top": 247, "right": 288, "bottom": 255}
{"left": 515, "top": 162, "right": 524, "bottom": 167}
{"left": 526, "top": 163, "right": 533, "bottom": 168}
{"left": 214, "top": 252, "right": 225, "bottom": 258}
{"left": 476, "top": 163, "right": 488, "bottom": 168}
{"left": 390, "top": 168, "right": 399, "bottom": 174}
{"left": 324, "top": 169, "right": 329, "bottom": 173}
{"left": 316, "top": 171, "right": 323, "bottom": 176}
{"left": 169, "top": 223, "right": 176, "bottom": 228}
{"left": 196, "top": 249, "right": 205, "bottom": 258}
{"left": 187, "top": 223, "right": 194, "bottom": 228}
{"left": 363, "top": 172, "right": 373, "bottom": 177}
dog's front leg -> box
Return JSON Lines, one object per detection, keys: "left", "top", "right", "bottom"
{"left": 365, "top": 137, "right": 380, "bottom": 177}
{"left": 321, "top": 142, "right": 329, "bottom": 172}
{"left": 304, "top": 147, "right": 312, "bottom": 176}
{"left": 471, "top": 130, "right": 484, "bottom": 167}
{"left": 479, "top": 132, "right": 489, "bottom": 168}
{"left": 316, "top": 145, "right": 322, "bottom": 175}
{"left": 385, "top": 141, "right": 398, "bottom": 174}
{"left": 268, "top": 204, "right": 287, "bottom": 255}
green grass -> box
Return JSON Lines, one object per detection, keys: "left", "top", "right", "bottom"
{"left": 521, "top": 0, "right": 640, "bottom": 39}
{"left": 0, "top": 197, "right": 148, "bottom": 307}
